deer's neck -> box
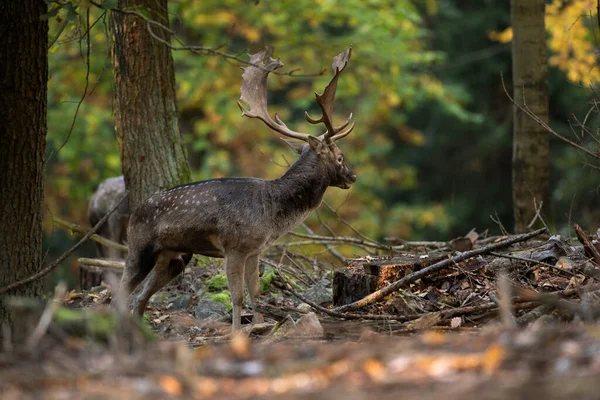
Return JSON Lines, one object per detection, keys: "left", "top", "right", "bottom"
{"left": 269, "top": 150, "right": 329, "bottom": 219}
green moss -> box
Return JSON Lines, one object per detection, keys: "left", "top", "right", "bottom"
{"left": 260, "top": 267, "right": 277, "bottom": 292}
{"left": 53, "top": 307, "right": 156, "bottom": 343}
{"left": 206, "top": 291, "right": 232, "bottom": 310}
{"left": 205, "top": 273, "right": 228, "bottom": 291}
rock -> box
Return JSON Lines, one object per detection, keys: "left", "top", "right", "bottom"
{"left": 293, "top": 312, "right": 324, "bottom": 336}
{"left": 194, "top": 297, "right": 229, "bottom": 321}
{"left": 270, "top": 312, "right": 324, "bottom": 337}
{"left": 170, "top": 294, "right": 193, "bottom": 311}
{"left": 302, "top": 278, "right": 332, "bottom": 306}
{"left": 297, "top": 303, "right": 312, "bottom": 313}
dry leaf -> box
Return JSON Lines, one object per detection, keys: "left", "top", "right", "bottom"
{"left": 152, "top": 315, "right": 169, "bottom": 324}
{"left": 363, "top": 359, "right": 385, "bottom": 381}
{"left": 230, "top": 332, "right": 250, "bottom": 358}
{"left": 465, "top": 229, "right": 479, "bottom": 245}
{"left": 421, "top": 330, "right": 447, "bottom": 345}
{"left": 158, "top": 375, "right": 183, "bottom": 395}
{"left": 482, "top": 343, "right": 505, "bottom": 374}
{"left": 63, "top": 290, "right": 82, "bottom": 303}
{"left": 406, "top": 312, "right": 441, "bottom": 331}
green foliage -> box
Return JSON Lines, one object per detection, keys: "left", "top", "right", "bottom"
{"left": 205, "top": 274, "right": 228, "bottom": 291}
{"left": 46, "top": 0, "right": 597, "bottom": 253}
{"left": 46, "top": 0, "right": 470, "bottom": 247}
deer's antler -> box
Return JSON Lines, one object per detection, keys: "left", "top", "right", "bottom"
{"left": 306, "top": 46, "right": 355, "bottom": 143}
{"left": 238, "top": 47, "right": 354, "bottom": 144}
{"left": 238, "top": 49, "right": 310, "bottom": 142}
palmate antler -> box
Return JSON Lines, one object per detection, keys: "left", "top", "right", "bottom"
{"left": 237, "top": 47, "right": 355, "bottom": 144}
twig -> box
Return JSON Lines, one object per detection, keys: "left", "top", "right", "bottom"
{"left": 490, "top": 212, "right": 509, "bottom": 236}
{"left": 46, "top": 6, "right": 92, "bottom": 168}
{"left": 26, "top": 283, "right": 67, "bottom": 349}
{"left": 501, "top": 73, "right": 600, "bottom": 160}
{"left": 53, "top": 216, "right": 129, "bottom": 253}
{"left": 574, "top": 223, "right": 600, "bottom": 264}
{"left": 298, "top": 223, "right": 345, "bottom": 263}
{"left": 333, "top": 228, "right": 547, "bottom": 312}
{"left": 285, "top": 232, "right": 388, "bottom": 250}
{"left": 497, "top": 268, "right": 516, "bottom": 329}
{"left": 489, "top": 251, "right": 576, "bottom": 276}
{"left": 0, "top": 195, "right": 128, "bottom": 295}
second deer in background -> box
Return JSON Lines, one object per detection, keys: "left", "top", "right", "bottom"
{"left": 118, "top": 47, "right": 357, "bottom": 331}
{"left": 88, "top": 175, "right": 129, "bottom": 259}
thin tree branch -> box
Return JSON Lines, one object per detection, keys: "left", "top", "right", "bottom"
{"left": 89, "top": 0, "right": 325, "bottom": 77}
{"left": 0, "top": 195, "right": 128, "bottom": 295}
{"left": 501, "top": 72, "right": 600, "bottom": 160}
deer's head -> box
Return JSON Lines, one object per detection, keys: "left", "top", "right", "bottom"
{"left": 238, "top": 47, "right": 356, "bottom": 190}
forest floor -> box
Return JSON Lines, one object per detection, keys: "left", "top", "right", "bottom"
{"left": 2, "top": 230, "right": 600, "bottom": 399}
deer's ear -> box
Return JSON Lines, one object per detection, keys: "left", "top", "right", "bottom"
{"left": 307, "top": 136, "right": 325, "bottom": 153}
{"left": 280, "top": 138, "right": 305, "bottom": 154}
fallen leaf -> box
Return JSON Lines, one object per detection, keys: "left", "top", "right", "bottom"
{"left": 482, "top": 343, "right": 505, "bottom": 374}
{"left": 405, "top": 312, "right": 441, "bottom": 331}
{"left": 158, "top": 375, "right": 183, "bottom": 395}
{"left": 450, "top": 317, "right": 462, "bottom": 329}
{"left": 363, "top": 358, "right": 385, "bottom": 381}
{"left": 230, "top": 332, "right": 250, "bottom": 358}
{"left": 421, "top": 330, "right": 447, "bottom": 345}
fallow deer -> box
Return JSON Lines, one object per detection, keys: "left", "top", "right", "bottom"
{"left": 119, "top": 47, "right": 356, "bottom": 330}
{"left": 88, "top": 175, "right": 129, "bottom": 259}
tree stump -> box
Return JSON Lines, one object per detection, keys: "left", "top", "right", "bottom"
{"left": 332, "top": 251, "right": 451, "bottom": 306}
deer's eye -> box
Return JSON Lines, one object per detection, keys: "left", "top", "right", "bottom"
{"left": 337, "top": 155, "right": 344, "bottom": 164}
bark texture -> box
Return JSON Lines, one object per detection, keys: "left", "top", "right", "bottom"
{"left": 110, "top": 0, "right": 191, "bottom": 210}
{"left": 0, "top": 0, "right": 48, "bottom": 337}
{"left": 511, "top": 0, "right": 550, "bottom": 232}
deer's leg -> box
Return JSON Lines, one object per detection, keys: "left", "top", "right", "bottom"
{"left": 132, "top": 252, "right": 186, "bottom": 318}
{"left": 225, "top": 252, "right": 248, "bottom": 331}
{"left": 119, "top": 245, "right": 156, "bottom": 301}
{"left": 244, "top": 255, "right": 263, "bottom": 324}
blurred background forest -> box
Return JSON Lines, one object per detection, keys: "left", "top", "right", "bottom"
{"left": 45, "top": 0, "right": 600, "bottom": 283}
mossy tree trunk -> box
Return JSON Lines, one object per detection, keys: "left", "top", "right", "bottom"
{"left": 511, "top": 0, "right": 550, "bottom": 232}
{"left": 0, "top": 0, "right": 48, "bottom": 338}
{"left": 110, "top": 0, "right": 191, "bottom": 210}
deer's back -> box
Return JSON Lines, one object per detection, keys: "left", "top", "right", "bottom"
{"left": 128, "top": 177, "right": 275, "bottom": 257}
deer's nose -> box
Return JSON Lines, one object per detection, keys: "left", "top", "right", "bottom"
{"left": 350, "top": 174, "right": 357, "bottom": 182}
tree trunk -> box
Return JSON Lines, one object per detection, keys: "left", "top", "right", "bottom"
{"left": 0, "top": 0, "right": 48, "bottom": 338}
{"left": 511, "top": 0, "right": 549, "bottom": 233}
{"left": 109, "top": 0, "right": 191, "bottom": 210}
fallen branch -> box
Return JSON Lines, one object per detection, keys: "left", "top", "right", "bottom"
{"left": 333, "top": 228, "right": 547, "bottom": 313}
{"left": 53, "top": 216, "right": 129, "bottom": 254}
{"left": 78, "top": 258, "right": 125, "bottom": 270}
{"left": 0, "top": 195, "right": 128, "bottom": 295}
{"left": 276, "top": 278, "right": 540, "bottom": 324}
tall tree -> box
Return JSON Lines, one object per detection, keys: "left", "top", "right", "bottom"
{"left": 511, "top": 0, "right": 549, "bottom": 232}
{"left": 0, "top": 0, "right": 48, "bottom": 336}
{"left": 109, "top": 0, "right": 191, "bottom": 209}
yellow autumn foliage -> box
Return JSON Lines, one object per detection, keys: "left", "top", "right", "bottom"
{"left": 490, "top": 0, "right": 600, "bottom": 85}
